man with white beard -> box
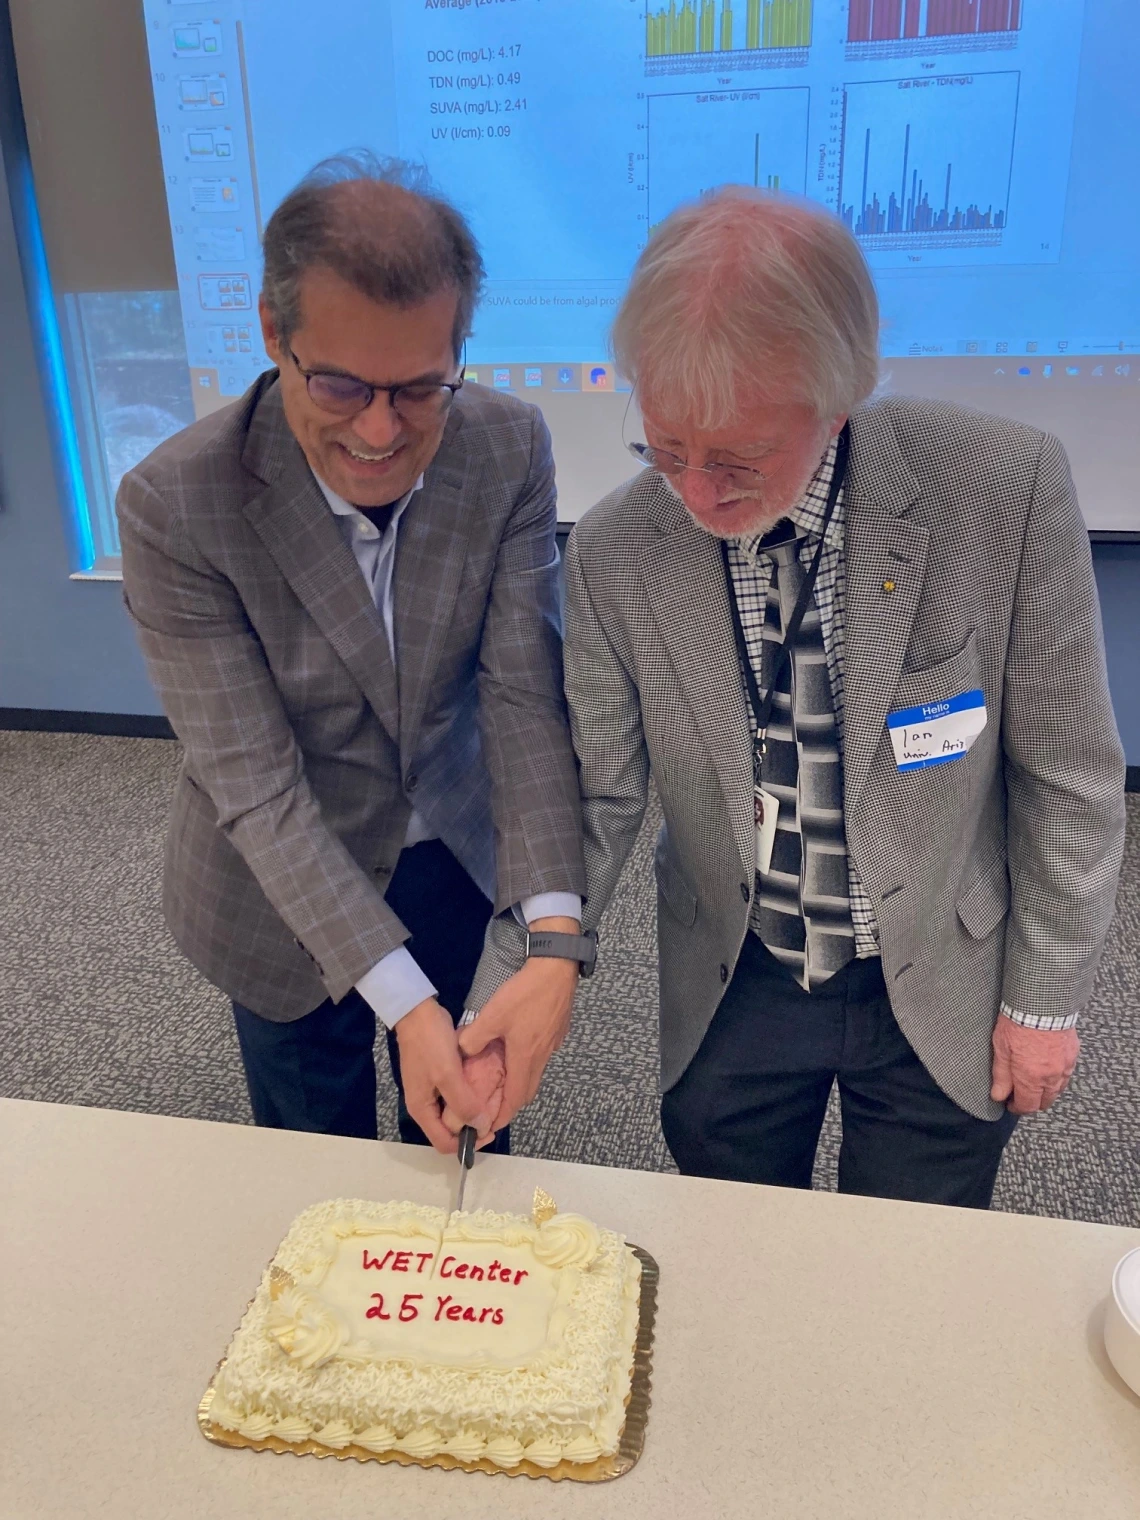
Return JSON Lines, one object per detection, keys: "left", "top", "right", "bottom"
{"left": 465, "top": 188, "right": 1125, "bottom": 1205}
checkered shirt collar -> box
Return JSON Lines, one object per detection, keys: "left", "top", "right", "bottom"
{"left": 734, "top": 435, "right": 841, "bottom": 561}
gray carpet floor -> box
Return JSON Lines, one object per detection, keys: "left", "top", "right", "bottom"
{"left": 2, "top": 730, "right": 1137, "bottom": 1224}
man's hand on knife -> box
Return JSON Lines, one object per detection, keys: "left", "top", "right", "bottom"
{"left": 394, "top": 998, "right": 500, "bottom": 1152}
{"left": 456, "top": 916, "right": 581, "bottom": 1138}
{"left": 451, "top": 1038, "right": 506, "bottom": 1149}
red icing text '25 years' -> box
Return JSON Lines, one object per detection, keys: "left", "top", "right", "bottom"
{"left": 365, "top": 1291, "right": 505, "bottom": 1326}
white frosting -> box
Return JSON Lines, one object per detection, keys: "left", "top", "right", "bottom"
{"left": 272, "top": 1415, "right": 314, "bottom": 1443}
{"left": 267, "top": 1286, "right": 348, "bottom": 1369}
{"left": 211, "top": 1198, "right": 640, "bottom": 1468}
{"left": 312, "top": 1418, "right": 355, "bottom": 1449}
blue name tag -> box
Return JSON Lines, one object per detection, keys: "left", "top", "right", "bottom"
{"left": 887, "top": 688, "right": 987, "bottom": 772}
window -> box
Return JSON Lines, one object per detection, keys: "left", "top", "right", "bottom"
{"left": 62, "top": 291, "right": 194, "bottom": 567}
{"left": 8, "top": 0, "right": 192, "bottom": 575}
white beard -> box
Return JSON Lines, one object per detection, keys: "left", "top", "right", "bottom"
{"left": 659, "top": 471, "right": 793, "bottom": 541}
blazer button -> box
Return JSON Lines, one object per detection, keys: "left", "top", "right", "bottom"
{"left": 719, "top": 964, "right": 729, "bottom": 984}
{"left": 406, "top": 773, "right": 418, "bottom": 792}
{"left": 740, "top": 882, "right": 750, "bottom": 903}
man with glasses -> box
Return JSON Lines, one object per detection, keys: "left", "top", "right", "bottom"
{"left": 117, "top": 155, "right": 589, "bottom": 1152}
{"left": 467, "top": 188, "right": 1126, "bottom": 1207}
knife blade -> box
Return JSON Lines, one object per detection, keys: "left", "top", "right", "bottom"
{"left": 452, "top": 1125, "right": 476, "bottom": 1217}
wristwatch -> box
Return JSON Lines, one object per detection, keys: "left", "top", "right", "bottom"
{"left": 525, "top": 928, "right": 598, "bottom": 978}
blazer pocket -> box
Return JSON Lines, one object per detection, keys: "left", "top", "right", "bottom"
{"left": 891, "top": 630, "right": 981, "bottom": 713}
{"left": 655, "top": 841, "right": 698, "bottom": 927}
{"left": 956, "top": 854, "right": 1010, "bottom": 940}
{"left": 179, "top": 770, "right": 216, "bottom": 822}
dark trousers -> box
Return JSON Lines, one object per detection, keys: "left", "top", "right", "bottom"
{"left": 233, "top": 839, "right": 507, "bottom": 1151}
{"left": 661, "top": 934, "right": 1017, "bottom": 1209}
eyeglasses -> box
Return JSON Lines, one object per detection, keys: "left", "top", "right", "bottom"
{"left": 285, "top": 344, "right": 463, "bottom": 421}
{"left": 627, "top": 440, "right": 768, "bottom": 490}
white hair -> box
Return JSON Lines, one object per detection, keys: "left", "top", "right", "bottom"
{"left": 612, "top": 188, "right": 880, "bottom": 428}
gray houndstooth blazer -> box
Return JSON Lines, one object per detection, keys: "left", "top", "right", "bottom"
{"left": 470, "top": 396, "right": 1126, "bottom": 1120}
{"left": 117, "top": 372, "right": 584, "bottom": 1020}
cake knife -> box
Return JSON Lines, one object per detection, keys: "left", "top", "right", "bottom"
{"left": 452, "top": 1124, "right": 476, "bottom": 1216}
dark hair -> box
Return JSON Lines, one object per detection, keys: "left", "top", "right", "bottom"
{"left": 260, "top": 150, "right": 484, "bottom": 359}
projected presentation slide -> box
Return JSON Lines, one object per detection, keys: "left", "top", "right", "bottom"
{"left": 141, "top": 0, "right": 1139, "bottom": 514}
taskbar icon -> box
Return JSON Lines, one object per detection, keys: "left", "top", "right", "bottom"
{"left": 462, "top": 363, "right": 631, "bottom": 395}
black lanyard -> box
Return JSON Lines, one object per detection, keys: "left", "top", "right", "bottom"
{"left": 721, "top": 423, "right": 850, "bottom": 777}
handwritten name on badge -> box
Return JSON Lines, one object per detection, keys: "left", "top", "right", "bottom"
{"left": 887, "top": 689, "right": 987, "bottom": 772}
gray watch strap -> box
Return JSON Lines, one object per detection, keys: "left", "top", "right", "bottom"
{"left": 525, "top": 929, "right": 598, "bottom": 977}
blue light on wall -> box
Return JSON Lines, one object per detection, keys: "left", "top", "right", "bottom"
{"left": 0, "top": 0, "right": 95, "bottom": 574}
{"left": 6, "top": 147, "right": 95, "bottom": 572}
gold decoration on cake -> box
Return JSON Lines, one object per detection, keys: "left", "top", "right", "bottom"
{"left": 532, "top": 1187, "right": 558, "bottom": 1225}
{"left": 268, "top": 1266, "right": 295, "bottom": 1301}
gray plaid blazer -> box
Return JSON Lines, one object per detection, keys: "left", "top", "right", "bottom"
{"left": 117, "top": 372, "right": 584, "bottom": 1019}
{"left": 470, "top": 397, "right": 1126, "bottom": 1120}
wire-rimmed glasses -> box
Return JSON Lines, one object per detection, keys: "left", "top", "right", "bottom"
{"left": 625, "top": 439, "right": 769, "bottom": 491}
{"left": 621, "top": 390, "right": 770, "bottom": 490}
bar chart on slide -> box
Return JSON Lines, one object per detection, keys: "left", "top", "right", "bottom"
{"left": 645, "top": 0, "right": 812, "bottom": 73}
{"left": 647, "top": 87, "right": 810, "bottom": 229}
{"left": 847, "top": 0, "right": 1023, "bottom": 58}
{"left": 839, "top": 72, "right": 1020, "bottom": 254}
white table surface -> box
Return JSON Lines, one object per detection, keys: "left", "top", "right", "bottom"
{"left": 2, "top": 1097, "right": 1138, "bottom": 1519}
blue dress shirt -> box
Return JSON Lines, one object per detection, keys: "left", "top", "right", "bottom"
{"left": 315, "top": 472, "right": 581, "bottom": 1027}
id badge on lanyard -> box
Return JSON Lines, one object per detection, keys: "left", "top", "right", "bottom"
{"left": 751, "top": 723, "right": 779, "bottom": 876}
{"left": 754, "top": 771, "right": 780, "bottom": 877}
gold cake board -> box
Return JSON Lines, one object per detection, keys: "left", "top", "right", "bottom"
{"left": 198, "top": 1244, "right": 658, "bottom": 1483}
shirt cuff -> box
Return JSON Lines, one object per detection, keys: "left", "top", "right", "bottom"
{"left": 355, "top": 948, "right": 438, "bottom": 1030}
{"left": 515, "top": 892, "right": 583, "bottom": 927}
{"left": 999, "top": 1000, "right": 1080, "bottom": 1032}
